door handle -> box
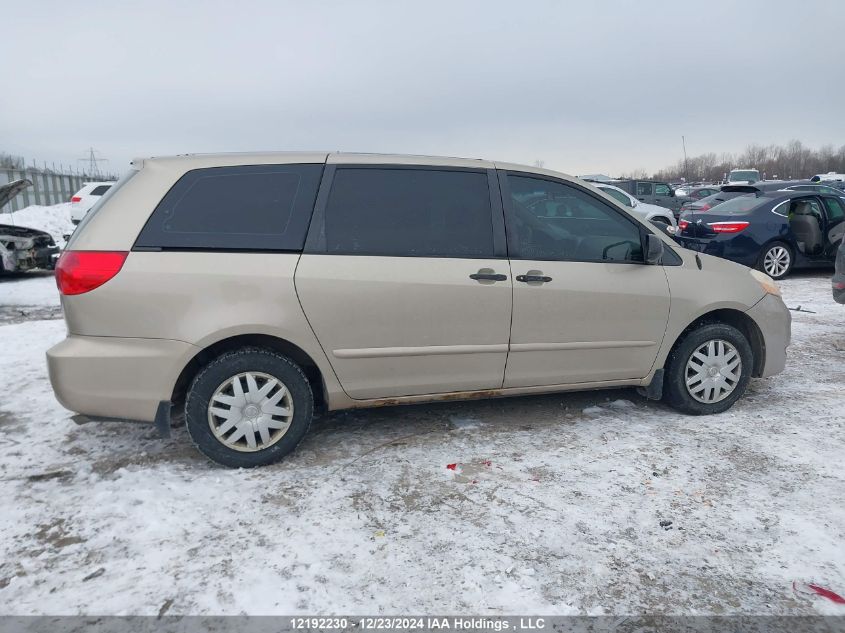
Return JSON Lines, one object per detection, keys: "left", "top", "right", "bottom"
{"left": 516, "top": 274, "right": 552, "bottom": 283}
{"left": 469, "top": 271, "right": 508, "bottom": 281}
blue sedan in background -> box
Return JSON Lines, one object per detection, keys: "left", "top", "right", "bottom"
{"left": 676, "top": 190, "right": 845, "bottom": 280}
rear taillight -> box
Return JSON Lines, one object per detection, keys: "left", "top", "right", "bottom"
{"left": 71, "top": 196, "right": 82, "bottom": 203}
{"left": 55, "top": 251, "right": 128, "bottom": 295}
{"left": 708, "top": 221, "right": 750, "bottom": 234}
{"left": 678, "top": 219, "right": 689, "bottom": 231}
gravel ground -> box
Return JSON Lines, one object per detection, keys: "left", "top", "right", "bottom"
{"left": 0, "top": 270, "right": 843, "bottom": 616}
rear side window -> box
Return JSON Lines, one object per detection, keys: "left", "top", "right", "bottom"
{"left": 135, "top": 164, "right": 322, "bottom": 250}
{"left": 318, "top": 168, "right": 494, "bottom": 258}
{"left": 636, "top": 182, "right": 653, "bottom": 196}
{"left": 90, "top": 185, "right": 111, "bottom": 196}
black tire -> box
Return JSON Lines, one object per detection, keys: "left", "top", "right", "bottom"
{"left": 663, "top": 323, "right": 753, "bottom": 415}
{"left": 185, "top": 348, "right": 313, "bottom": 468}
{"left": 757, "top": 241, "right": 793, "bottom": 280}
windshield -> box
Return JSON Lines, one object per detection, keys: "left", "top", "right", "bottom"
{"left": 599, "top": 187, "right": 633, "bottom": 207}
{"left": 729, "top": 170, "right": 759, "bottom": 182}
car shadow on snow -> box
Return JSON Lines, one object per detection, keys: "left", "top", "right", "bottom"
{"left": 61, "top": 386, "right": 678, "bottom": 474}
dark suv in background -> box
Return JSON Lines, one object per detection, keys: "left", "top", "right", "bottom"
{"left": 610, "top": 179, "right": 684, "bottom": 215}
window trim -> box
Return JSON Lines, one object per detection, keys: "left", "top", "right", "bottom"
{"left": 771, "top": 199, "right": 790, "bottom": 218}
{"left": 303, "top": 164, "right": 507, "bottom": 259}
{"left": 499, "top": 170, "right": 656, "bottom": 265}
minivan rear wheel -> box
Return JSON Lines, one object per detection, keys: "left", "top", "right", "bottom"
{"left": 185, "top": 348, "right": 313, "bottom": 468}
{"left": 663, "top": 323, "right": 753, "bottom": 415}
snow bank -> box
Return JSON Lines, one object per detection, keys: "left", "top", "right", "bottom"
{"left": 1, "top": 203, "right": 75, "bottom": 246}
{"left": 0, "top": 273, "right": 59, "bottom": 306}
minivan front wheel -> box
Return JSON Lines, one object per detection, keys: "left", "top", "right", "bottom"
{"left": 185, "top": 348, "right": 313, "bottom": 468}
{"left": 663, "top": 323, "right": 753, "bottom": 415}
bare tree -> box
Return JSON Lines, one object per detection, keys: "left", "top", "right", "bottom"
{"left": 644, "top": 141, "right": 845, "bottom": 182}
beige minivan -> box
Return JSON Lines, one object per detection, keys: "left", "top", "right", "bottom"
{"left": 47, "top": 152, "right": 791, "bottom": 467}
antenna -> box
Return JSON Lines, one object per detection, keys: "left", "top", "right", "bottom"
{"left": 77, "top": 147, "right": 108, "bottom": 177}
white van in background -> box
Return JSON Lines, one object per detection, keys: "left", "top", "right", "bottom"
{"left": 70, "top": 181, "right": 114, "bottom": 224}
{"left": 727, "top": 168, "right": 761, "bottom": 184}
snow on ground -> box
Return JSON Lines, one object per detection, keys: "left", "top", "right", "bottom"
{"left": 0, "top": 272, "right": 61, "bottom": 324}
{"left": 1, "top": 202, "right": 75, "bottom": 246}
{"left": 0, "top": 272, "right": 843, "bottom": 616}
{"left": 0, "top": 272, "right": 59, "bottom": 307}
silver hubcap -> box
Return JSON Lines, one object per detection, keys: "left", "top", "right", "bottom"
{"left": 763, "top": 246, "right": 790, "bottom": 278}
{"left": 207, "top": 371, "right": 294, "bottom": 452}
{"left": 685, "top": 339, "right": 742, "bottom": 404}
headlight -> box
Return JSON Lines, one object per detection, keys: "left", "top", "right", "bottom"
{"left": 750, "top": 269, "right": 781, "bottom": 297}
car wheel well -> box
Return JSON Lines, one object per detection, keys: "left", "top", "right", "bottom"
{"left": 170, "top": 334, "right": 326, "bottom": 414}
{"left": 669, "top": 309, "right": 765, "bottom": 377}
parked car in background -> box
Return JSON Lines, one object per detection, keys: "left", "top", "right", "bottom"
{"left": 0, "top": 179, "right": 60, "bottom": 273}
{"left": 48, "top": 152, "right": 790, "bottom": 468}
{"left": 679, "top": 181, "right": 814, "bottom": 215}
{"left": 679, "top": 188, "right": 749, "bottom": 215}
{"left": 811, "top": 172, "right": 845, "bottom": 183}
{"left": 590, "top": 182, "right": 677, "bottom": 229}
{"left": 783, "top": 183, "right": 845, "bottom": 197}
{"left": 677, "top": 185, "right": 721, "bottom": 201}
{"left": 677, "top": 190, "right": 845, "bottom": 279}
{"left": 834, "top": 235, "right": 845, "bottom": 304}
{"left": 727, "top": 168, "right": 761, "bottom": 184}
{"left": 610, "top": 179, "right": 684, "bottom": 214}
{"left": 70, "top": 181, "right": 114, "bottom": 224}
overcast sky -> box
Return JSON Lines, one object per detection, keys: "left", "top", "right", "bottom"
{"left": 3, "top": 0, "right": 844, "bottom": 177}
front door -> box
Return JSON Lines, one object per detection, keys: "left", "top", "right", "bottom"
{"left": 500, "top": 171, "right": 671, "bottom": 388}
{"left": 652, "top": 182, "right": 674, "bottom": 207}
{"left": 295, "top": 165, "right": 512, "bottom": 399}
{"left": 822, "top": 195, "right": 845, "bottom": 257}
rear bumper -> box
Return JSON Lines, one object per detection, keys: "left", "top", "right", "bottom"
{"left": 746, "top": 293, "right": 791, "bottom": 378}
{"left": 46, "top": 334, "right": 196, "bottom": 422}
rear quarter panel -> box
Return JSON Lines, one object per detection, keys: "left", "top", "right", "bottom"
{"left": 61, "top": 252, "right": 344, "bottom": 404}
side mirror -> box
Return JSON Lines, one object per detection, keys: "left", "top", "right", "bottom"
{"left": 645, "top": 233, "right": 665, "bottom": 265}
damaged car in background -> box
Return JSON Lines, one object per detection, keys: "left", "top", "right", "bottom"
{"left": 0, "top": 179, "right": 60, "bottom": 273}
